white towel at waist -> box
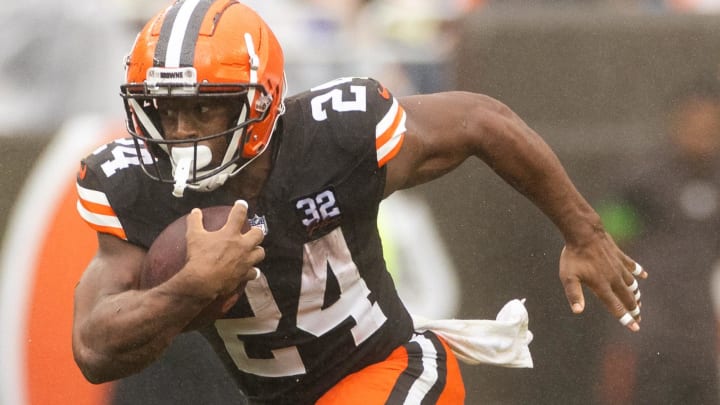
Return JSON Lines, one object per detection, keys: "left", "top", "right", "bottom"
{"left": 412, "top": 298, "right": 533, "bottom": 368}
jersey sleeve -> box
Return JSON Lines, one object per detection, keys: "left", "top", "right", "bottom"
{"left": 301, "top": 77, "right": 407, "bottom": 169}
{"left": 75, "top": 140, "right": 130, "bottom": 240}
{"left": 74, "top": 137, "right": 235, "bottom": 248}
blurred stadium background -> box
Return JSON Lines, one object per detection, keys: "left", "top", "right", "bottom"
{"left": 2, "top": 0, "right": 720, "bottom": 404}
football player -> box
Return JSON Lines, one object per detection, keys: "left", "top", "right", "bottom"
{"left": 72, "top": 1, "right": 647, "bottom": 404}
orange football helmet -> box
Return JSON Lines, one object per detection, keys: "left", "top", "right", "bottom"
{"left": 121, "top": 0, "right": 286, "bottom": 196}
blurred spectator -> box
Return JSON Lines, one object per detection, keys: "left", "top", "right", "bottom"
{"left": 596, "top": 74, "right": 720, "bottom": 405}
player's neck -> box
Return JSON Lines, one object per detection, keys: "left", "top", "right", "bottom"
{"left": 226, "top": 149, "right": 272, "bottom": 208}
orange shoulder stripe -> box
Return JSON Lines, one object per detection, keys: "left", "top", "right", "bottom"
{"left": 78, "top": 196, "right": 116, "bottom": 217}
{"left": 377, "top": 135, "right": 405, "bottom": 168}
{"left": 375, "top": 104, "right": 405, "bottom": 150}
{"left": 375, "top": 99, "right": 407, "bottom": 168}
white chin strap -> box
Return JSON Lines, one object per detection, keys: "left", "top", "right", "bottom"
{"left": 171, "top": 145, "right": 236, "bottom": 197}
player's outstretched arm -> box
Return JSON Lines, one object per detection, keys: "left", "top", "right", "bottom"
{"left": 389, "top": 91, "right": 647, "bottom": 331}
{"left": 72, "top": 202, "right": 264, "bottom": 383}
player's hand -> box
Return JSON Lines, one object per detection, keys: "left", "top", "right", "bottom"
{"left": 558, "top": 231, "right": 647, "bottom": 332}
{"left": 185, "top": 200, "right": 265, "bottom": 298}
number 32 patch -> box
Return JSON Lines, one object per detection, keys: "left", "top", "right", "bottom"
{"left": 294, "top": 187, "right": 342, "bottom": 237}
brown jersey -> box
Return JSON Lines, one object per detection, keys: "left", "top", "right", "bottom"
{"left": 76, "top": 77, "right": 414, "bottom": 404}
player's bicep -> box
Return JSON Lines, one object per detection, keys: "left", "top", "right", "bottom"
{"left": 74, "top": 233, "right": 146, "bottom": 316}
{"left": 385, "top": 93, "right": 481, "bottom": 195}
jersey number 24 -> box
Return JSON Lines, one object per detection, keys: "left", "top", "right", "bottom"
{"left": 214, "top": 227, "right": 387, "bottom": 377}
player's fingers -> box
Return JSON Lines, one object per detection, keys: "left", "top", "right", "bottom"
{"left": 238, "top": 265, "right": 263, "bottom": 284}
{"left": 245, "top": 245, "right": 266, "bottom": 264}
{"left": 621, "top": 269, "right": 641, "bottom": 298}
{"left": 221, "top": 293, "right": 241, "bottom": 313}
{"left": 627, "top": 277, "right": 638, "bottom": 292}
{"left": 629, "top": 277, "right": 642, "bottom": 297}
{"left": 243, "top": 226, "right": 266, "bottom": 245}
{"left": 629, "top": 261, "right": 648, "bottom": 279}
{"left": 621, "top": 269, "right": 636, "bottom": 290}
{"left": 252, "top": 267, "right": 262, "bottom": 280}
{"left": 610, "top": 244, "right": 646, "bottom": 278}
{"left": 602, "top": 284, "right": 640, "bottom": 332}
{"left": 612, "top": 271, "right": 639, "bottom": 309}
{"left": 610, "top": 302, "right": 639, "bottom": 331}
{"left": 621, "top": 259, "right": 644, "bottom": 306}
{"left": 186, "top": 208, "right": 204, "bottom": 233}
{"left": 619, "top": 263, "right": 643, "bottom": 305}
{"left": 620, "top": 303, "right": 641, "bottom": 330}
{"left": 561, "top": 276, "right": 586, "bottom": 314}
{"left": 622, "top": 280, "right": 641, "bottom": 320}
{"left": 224, "top": 200, "right": 250, "bottom": 232}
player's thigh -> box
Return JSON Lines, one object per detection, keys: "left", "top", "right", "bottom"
{"left": 317, "top": 331, "right": 465, "bottom": 404}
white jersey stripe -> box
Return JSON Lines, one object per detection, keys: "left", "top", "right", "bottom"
{"left": 76, "top": 183, "right": 111, "bottom": 206}
{"left": 377, "top": 114, "right": 406, "bottom": 152}
{"left": 375, "top": 99, "right": 407, "bottom": 162}
{"left": 376, "top": 98, "right": 400, "bottom": 138}
{"left": 76, "top": 200, "right": 123, "bottom": 229}
{"left": 377, "top": 133, "right": 403, "bottom": 164}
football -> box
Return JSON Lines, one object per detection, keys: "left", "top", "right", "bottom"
{"left": 140, "top": 205, "right": 251, "bottom": 331}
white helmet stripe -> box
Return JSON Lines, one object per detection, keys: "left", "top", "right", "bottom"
{"left": 159, "top": 0, "right": 209, "bottom": 68}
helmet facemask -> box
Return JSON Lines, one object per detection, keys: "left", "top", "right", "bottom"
{"left": 122, "top": 70, "right": 275, "bottom": 197}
